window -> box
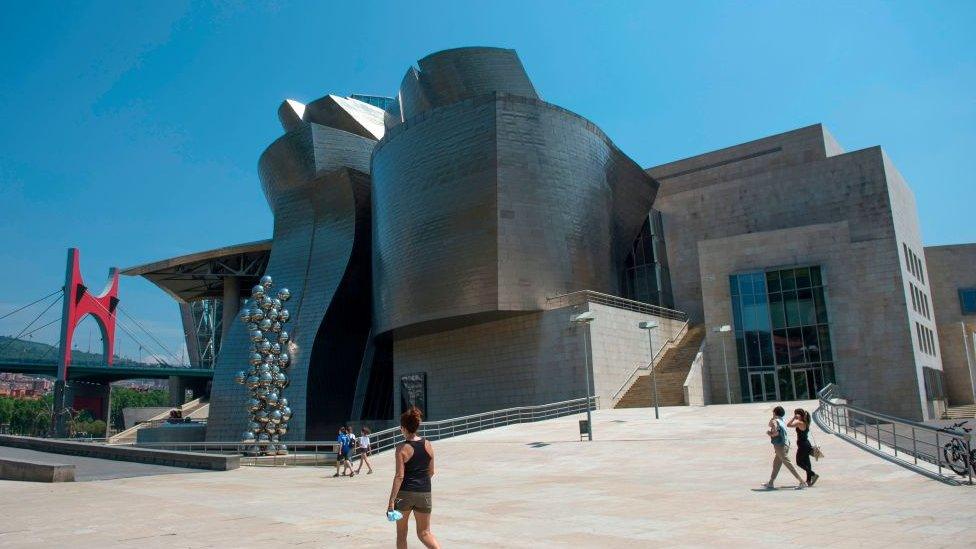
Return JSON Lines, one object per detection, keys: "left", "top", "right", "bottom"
{"left": 960, "top": 289, "right": 976, "bottom": 316}
{"left": 923, "top": 367, "right": 946, "bottom": 401}
{"left": 729, "top": 265, "right": 834, "bottom": 403}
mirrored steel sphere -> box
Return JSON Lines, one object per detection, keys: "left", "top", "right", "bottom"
{"left": 259, "top": 371, "right": 273, "bottom": 384}
{"left": 271, "top": 321, "right": 282, "bottom": 333}
{"left": 280, "top": 310, "right": 290, "bottom": 323}
{"left": 255, "top": 411, "right": 269, "bottom": 423}
{"left": 272, "top": 298, "right": 282, "bottom": 310}
{"left": 247, "top": 445, "right": 262, "bottom": 456}
{"left": 273, "top": 372, "right": 287, "bottom": 385}
{"left": 277, "top": 445, "right": 288, "bottom": 455}
{"left": 281, "top": 406, "right": 292, "bottom": 420}
{"left": 250, "top": 308, "right": 264, "bottom": 322}
{"left": 279, "top": 398, "right": 288, "bottom": 407}
{"left": 234, "top": 370, "right": 246, "bottom": 385}
{"left": 277, "top": 288, "right": 291, "bottom": 302}
{"left": 257, "top": 432, "right": 271, "bottom": 442}
{"left": 258, "top": 318, "right": 273, "bottom": 331}
{"left": 255, "top": 386, "right": 269, "bottom": 399}
{"left": 269, "top": 410, "right": 283, "bottom": 424}
{"left": 266, "top": 309, "right": 278, "bottom": 322}
{"left": 278, "top": 331, "right": 290, "bottom": 344}
{"left": 249, "top": 353, "right": 263, "bottom": 366}
{"left": 260, "top": 296, "right": 275, "bottom": 310}
{"left": 241, "top": 431, "right": 256, "bottom": 443}
{"left": 278, "top": 353, "right": 289, "bottom": 365}
{"left": 260, "top": 275, "right": 273, "bottom": 289}
{"left": 249, "top": 330, "right": 263, "bottom": 342}
{"left": 258, "top": 363, "right": 270, "bottom": 374}
{"left": 258, "top": 340, "right": 271, "bottom": 353}
{"left": 277, "top": 426, "right": 288, "bottom": 436}
{"left": 245, "top": 375, "right": 260, "bottom": 389}
{"left": 248, "top": 421, "right": 261, "bottom": 432}
{"left": 240, "top": 310, "right": 252, "bottom": 323}
{"left": 245, "top": 322, "right": 258, "bottom": 332}
{"left": 247, "top": 398, "right": 261, "bottom": 412}
{"left": 270, "top": 343, "right": 281, "bottom": 355}
{"left": 251, "top": 285, "right": 265, "bottom": 299}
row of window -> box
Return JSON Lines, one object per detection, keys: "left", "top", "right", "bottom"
{"left": 903, "top": 243, "right": 926, "bottom": 285}
{"left": 915, "top": 321, "right": 937, "bottom": 356}
{"left": 909, "top": 282, "right": 931, "bottom": 320}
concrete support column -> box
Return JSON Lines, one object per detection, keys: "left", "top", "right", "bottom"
{"left": 169, "top": 376, "right": 187, "bottom": 407}
{"left": 220, "top": 277, "right": 240, "bottom": 352}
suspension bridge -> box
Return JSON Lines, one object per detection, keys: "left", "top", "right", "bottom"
{"left": 0, "top": 249, "right": 212, "bottom": 435}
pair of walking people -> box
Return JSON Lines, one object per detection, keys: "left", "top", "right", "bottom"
{"left": 763, "top": 406, "right": 819, "bottom": 490}
{"left": 334, "top": 425, "right": 373, "bottom": 477}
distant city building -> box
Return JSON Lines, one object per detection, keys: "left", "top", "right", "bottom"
{"left": 127, "top": 46, "right": 968, "bottom": 439}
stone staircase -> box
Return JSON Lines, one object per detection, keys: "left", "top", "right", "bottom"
{"left": 943, "top": 404, "right": 976, "bottom": 419}
{"left": 615, "top": 324, "right": 706, "bottom": 408}
{"left": 107, "top": 397, "right": 209, "bottom": 444}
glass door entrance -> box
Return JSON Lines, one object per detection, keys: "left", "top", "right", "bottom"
{"left": 748, "top": 371, "right": 778, "bottom": 402}
{"left": 790, "top": 368, "right": 824, "bottom": 400}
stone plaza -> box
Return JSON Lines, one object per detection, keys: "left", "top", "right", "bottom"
{"left": 2, "top": 402, "right": 973, "bottom": 548}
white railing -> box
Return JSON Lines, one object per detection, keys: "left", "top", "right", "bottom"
{"left": 545, "top": 290, "right": 688, "bottom": 321}
{"left": 609, "top": 320, "right": 691, "bottom": 404}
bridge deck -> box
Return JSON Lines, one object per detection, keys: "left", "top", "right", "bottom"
{"left": 0, "top": 401, "right": 973, "bottom": 547}
{"left": 0, "top": 361, "right": 213, "bottom": 381}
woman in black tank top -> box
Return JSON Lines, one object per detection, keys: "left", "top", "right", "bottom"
{"left": 788, "top": 408, "right": 819, "bottom": 486}
{"left": 388, "top": 406, "right": 440, "bottom": 549}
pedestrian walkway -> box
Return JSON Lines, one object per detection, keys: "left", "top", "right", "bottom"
{"left": 1, "top": 401, "right": 973, "bottom": 547}
{"left": 0, "top": 445, "right": 206, "bottom": 481}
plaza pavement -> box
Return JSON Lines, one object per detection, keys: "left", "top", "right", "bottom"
{"left": 1, "top": 400, "right": 973, "bottom": 548}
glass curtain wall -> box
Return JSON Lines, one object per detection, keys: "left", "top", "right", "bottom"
{"left": 730, "top": 266, "right": 834, "bottom": 402}
{"left": 623, "top": 210, "right": 674, "bottom": 308}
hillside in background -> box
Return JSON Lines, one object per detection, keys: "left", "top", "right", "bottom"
{"left": 0, "top": 336, "right": 158, "bottom": 367}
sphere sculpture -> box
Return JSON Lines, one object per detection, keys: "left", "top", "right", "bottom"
{"left": 234, "top": 275, "right": 292, "bottom": 456}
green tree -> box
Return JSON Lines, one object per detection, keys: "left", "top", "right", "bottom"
{"left": 110, "top": 386, "right": 168, "bottom": 431}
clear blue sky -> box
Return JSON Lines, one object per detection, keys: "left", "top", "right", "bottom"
{"left": 1, "top": 1, "right": 973, "bottom": 360}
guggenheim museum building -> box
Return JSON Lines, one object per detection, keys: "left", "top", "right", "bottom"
{"left": 124, "top": 47, "right": 976, "bottom": 441}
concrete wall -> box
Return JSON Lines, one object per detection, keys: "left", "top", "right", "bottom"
{"left": 391, "top": 301, "right": 684, "bottom": 420}
{"left": 925, "top": 244, "right": 976, "bottom": 405}
{"left": 651, "top": 124, "right": 938, "bottom": 420}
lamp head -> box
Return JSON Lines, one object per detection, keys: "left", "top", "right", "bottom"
{"left": 713, "top": 325, "right": 732, "bottom": 333}
{"left": 638, "top": 321, "right": 659, "bottom": 330}
{"left": 571, "top": 311, "right": 596, "bottom": 324}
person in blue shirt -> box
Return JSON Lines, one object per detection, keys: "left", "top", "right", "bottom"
{"left": 762, "top": 406, "right": 806, "bottom": 490}
{"left": 333, "top": 427, "right": 355, "bottom": 477}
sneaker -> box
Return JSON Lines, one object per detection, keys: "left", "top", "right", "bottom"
{"left": 761, "top": 482, "right": 775, "bottom": 490}
{"left": 808, "top": 474, "right": 819, "bottom": 487}
{"left": 332, "top": 473, "right": 339, "bottom": 478}
{"left": 795, "top": 482, "right": 805, "bottom": 490}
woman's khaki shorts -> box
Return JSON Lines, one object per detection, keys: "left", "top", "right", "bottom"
{"left": 394, "top": 490, "right": 432, "bottom": 514}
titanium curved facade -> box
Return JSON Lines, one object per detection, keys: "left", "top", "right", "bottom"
{"left": 207, "top": 101, "right": 380, "bottom": 441}
{"left": 372, "top": 48, "right": 658, "bottom": 334}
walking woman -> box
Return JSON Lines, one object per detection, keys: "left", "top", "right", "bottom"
{"left": 788, "top": 408, "right": 820, "bottom": 486}
{"left": 387, "top": 406, "right": 440, "bottom": 549}
{"left": 356, "top": 426, "right": 373, "bottom": 475}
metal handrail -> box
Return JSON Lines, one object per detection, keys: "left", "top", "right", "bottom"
{"left": 610, "top": 320, "right": 691, "bottom": 402}
{"left": 545, "top": 290, "right": 689, "bottom": 321}
{"left": 815, "top": 383, "right": 974, "bottom": 484}
{"left": 366, "top": 397, "right": 598, "bottom": 455}
{"left": 105, "top": 397, "right": 598, "bottom": 466}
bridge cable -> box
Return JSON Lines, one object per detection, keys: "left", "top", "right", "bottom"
{"left": 115, "top": 305, "right": 184, "bottom": 366}
{"left": 86, "top": 297, "right": 174, "bottom": 366}
{"left": 0, "top": 288, "right": 62, "bottom": 321}
{"left": 0, "top": 292, "right": 64, "bottom": 355}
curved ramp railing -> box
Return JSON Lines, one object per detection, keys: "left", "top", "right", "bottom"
{"left": 815, "top": 384, "right": 974, "bottom": 485}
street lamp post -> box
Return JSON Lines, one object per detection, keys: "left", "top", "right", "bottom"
{"left": 713, "top": 325, "right": 732, "bottom": 403}
{"left": 638, "top": 321, "right": 660, "bottom": 419}
{"left": 571, "top": 311, "right": 596, "bottom": 441}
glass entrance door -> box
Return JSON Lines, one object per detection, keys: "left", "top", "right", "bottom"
{"left": 748, "top": 371, "right": 778, "bottom": 402}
